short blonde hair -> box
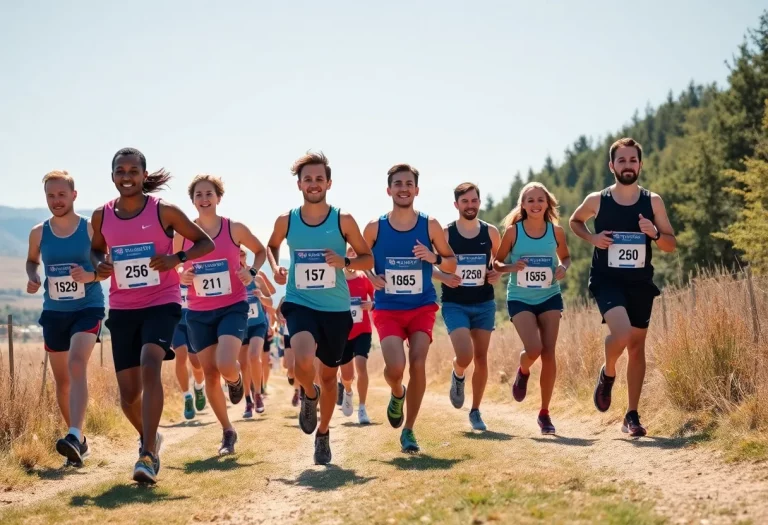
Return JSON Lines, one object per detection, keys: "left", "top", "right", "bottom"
{"left": 188, "top": 174, "right": 225, "bottom": 200}
{"left": 42, "top": 170, "right": 75, "bottom": 191}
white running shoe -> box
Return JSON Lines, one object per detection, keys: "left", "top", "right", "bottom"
{"left": 358, "top": 405, "right": 371, "bottom": 425}
{"left": 342, "top": 390, "right": 354, "bottom": 417}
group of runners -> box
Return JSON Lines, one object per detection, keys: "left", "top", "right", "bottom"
{"left": 25, "top": 137, "right": 676, "bottom": 484}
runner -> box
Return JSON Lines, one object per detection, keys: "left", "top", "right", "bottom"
{"left": 91, "top": 148, "right": 214, "bottom": 484}
{"left": 180, "top": 174, "right": 267, "bottom": 454}
{"left": 340, "top": 245, "right": 375, "bottom": 423}
{"left": 26, "top": 171, "right": 106, "bottom": 467}
{"left": 432, "top": 183, "right": 501, "bottom": 431}
{"left": 363, "top": 164, "right": 456, "bottom": 453}
{"left": 171, "top": 279, "right": 207, "bottom": 420}
{"left": 239, "top": 249, "right": 273, "bottom": 417}
{"left": 493, "top": 182, "right": 571, "bottom": 434}
{"left": 261, "top": 323, "right": 274, "bottom": 396}
{"left": 569, "top": 137, "right": 676, "bottom": 437}
{"left": 277, "top": 300, "right": 300, "bottom": 407}
{"left": 267, "top": 151, "right": 372, "bottom": 465}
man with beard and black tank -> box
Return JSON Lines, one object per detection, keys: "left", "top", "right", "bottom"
{"left": 267, "top": 151, "right": 373, "bottom": 465}
{"left": 432, "top": 183, "right": 501, "bottom": 431}
{"left": 91, "top": 148, "right": 214, "bottom": 483}
{"left": 570, "top": 138, "right": 676, "bottom": 437}
{"left": 364, "top": 164, "right": 456, "bottom": 453}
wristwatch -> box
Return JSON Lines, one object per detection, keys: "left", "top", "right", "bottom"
{"left": 434, "top": 254, "right": 443, "bottom": 266}
{"left": 249, "top": 267, "right": 258, "bottom": 277}
{"left": 344, "top": 257, "right": 351, "bottom": 267}
{"left": 176, "top": 251, "right": 188, "bottom": 263}
{"left": 652, "top": 229, "right": 661, "bottom": 241}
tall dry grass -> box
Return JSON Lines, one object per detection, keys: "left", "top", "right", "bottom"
{"left": 425, "top": 268, "right": 768, "bottom": 454}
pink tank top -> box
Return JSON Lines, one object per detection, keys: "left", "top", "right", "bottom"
{"left": 102, "top": 195, "right": 181, "bottom": 310}
{"left": 183, "top": 217, "right": 246, "bottom": 312}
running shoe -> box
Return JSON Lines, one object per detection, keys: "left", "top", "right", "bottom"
{"left": 400, "top": 428, "right": 420, "bottom": 453}
{"left": 387, "top": 386, "right": 406, "bottom": 428}
{"left": 468, "top": 409, "right": 487, "bottom": 431}
{"left": 255, "top": 394, "right": 265, "bottom": 414}
{"left": 194, "top": 384, "right": 206, "bottom": 411}
{"left": 593, "top": 366, "right": 615, "bottom": 413}
{"left": 219, "top": 429, "right": 238, "bottom": 455}
{"left": 299, "top": 384, "right": 321, "bottom": 434}
{"left": 537, "top": 413, "right": 556, "bottom": 435}
{"left": 291, "top": 389, "right": 300, "bottom": 407}
{"left": 133, "top": 452, "right": 157, "bottom": 484}
{"left": 314, "top": 431, "right": 332, "bottom": 465}
{"left": 449, "top": 371, "right": 465, "bottom": 409}
{"left": 358, "top": 405, "right": 371, "bottom": 425}
{"left": 621, "top": 411, "right": 647, "bottom": 437}
{"left": 55, "top": 434, "right": 89, "bottom": 467}
{"left": 243, "top": 402, "right": 254, "bottom": 419}
{"left": 227, "top": 374, "right": 245, "bottom": 405}
{"left": 342, "top": 390, "right": 354, "bottom": 417}
{"left": 512, "top": 367, "right": 529, "bottom": 402}
{"left": 184, "top": 394, "right": 195, "bottom": 420}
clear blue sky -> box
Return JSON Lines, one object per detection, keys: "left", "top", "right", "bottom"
{"left": 1, "top": 1, "right": 764, "bottom": 252}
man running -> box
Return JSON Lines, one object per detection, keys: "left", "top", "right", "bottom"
{"left": 363, "top": 164, "right": 456, "bottom": 453}
{"left": 26, "top": 170, "right": 106, "bottom": 467}
{"left": 267, "top": 151, "right": 373, "bottom": 465}
{"left": 91, "top": 148, "right": 214, "bottom": 483}
{"left": 569, "top": 137, "right": 676, "bottom": 437}
{"left": 432, "top": 183, "right": 501, "bottom": 431}
{"left": 171, "top": 279, "right": 207, "bottom": 420}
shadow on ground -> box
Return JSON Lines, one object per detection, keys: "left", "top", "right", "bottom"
{"left": 461, "top": 430, "right": 514, "bottom": 441}
{"left": 168, "top": 456, "right": 262, "bottom": 475}
{"left": 159, "top": 420, "right": 215, "bottom": 429}
{"left": 273, "top": 465, "right": 377, "bottom": 491}
{"left": 70, "top": 483, "right": 189, "bottom": 509}
{"left": 378, "top": 453, "right": 469, "bottom": 471}
{"left": 530, "top": 436, "right": 598, "bottom": 447}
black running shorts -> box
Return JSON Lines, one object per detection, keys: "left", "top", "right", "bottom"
{"left": 588, "top": 278, "right": 660, "bottom": 329}
{"left": 106, "top": 302, "right": 181, "bottom": 372}
{"left": 280, "top": 301, "right": 353, "bottom": 368}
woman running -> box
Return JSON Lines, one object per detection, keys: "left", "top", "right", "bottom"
{"left": 91, "top": 148, "right": 214, "bottom": 484}
{"left": 493, "top": 182, "right": 571, "bottom": 435}
{"left": 180, "top": 174, "right": 266, "bottom": 455}
{"left": 170, "top": 275, "right": 207, "bottom": 420}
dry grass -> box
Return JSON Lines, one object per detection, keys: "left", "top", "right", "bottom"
{"left": 426, "top": 268, "right": 768, "bottom": 460}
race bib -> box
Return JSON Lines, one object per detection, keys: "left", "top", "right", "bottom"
{"left": 517, "top": 256, "right": 554, "bottom": 289}
{"left": 112, "top": 243, "right": 160, "bottom": 289}
{"left": 180, "top": 285, "right": 189, "bottom": 309}
{"left": 384, "top": 257, "right": 423, "bottom": 295}
{"left": 295, "top": 249, "right": 335, "bottom": 290}
{"left": 608, "top": 232, "right": 646, "bottom": 269}
{"left": 350, "top": 297, "right": 363, "bottom": 324}
{"left": 457, "top": 254, "right": 486, "bottom": 287}
{"left": 192, "top": 259, "right": 232, "bottom": 297}
{"left": 248, "top": 297, "right": 260, "bottom": 319}
{"left": 47, "top": 264, "right": 85, "bottom": 301}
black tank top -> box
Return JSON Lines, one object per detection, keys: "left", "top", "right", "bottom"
{"left": 591, "top": 187, "right": 654, "bottom": 282}
{"left": 441, "top": 220, "right": 495, "bottom": 304}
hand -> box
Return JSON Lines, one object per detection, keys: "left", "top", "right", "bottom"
{"left": 70, "top": 265, "right": 94, "bottom": 283}
{"left": 252, "top": 287, "right": 264, "bottom": 299}
{"left": 237, "top": 267, "right": 253, "bottom": 285}
{"left": 554, "top": 264, "right": 567, "bottom": 281}
{"left": 638, "top": 214, "right": 658, "bottom": 238}
{"left": 273, "top": 266, "right": 288, "bottom": 285}
{"left": 180, "top": 267, "right": 196, "bottom": 286}
{"left": 512, "top": 259, "right": 528, "bottom": 272}
{"left": 324, "top": 249, "right": 346, "bottom": 269}
{"left": 486, "top": 268, "right": 501, "bottom": 285}
{"left": 361, "top": 300, "right": 374, "bottom": 311}
{"left": 413, "top": 240, "right": 437, "bottom": 264}
{"left": 591, "top": 231, "right": 614, "bottom": 249}
{"left": 443, "top": 273, "right": 462, "bottom": 288}
{"left": 368, "top": 272, "right": 386, "bottom": 291}
{"left": 150, "top": 254, "right": 180, "bottom": 272}
{"left": 96, "top": 260, "right": 114, "bottom": 279}
{"left": 27, "top": 274, "right": 41, "bottom": 294}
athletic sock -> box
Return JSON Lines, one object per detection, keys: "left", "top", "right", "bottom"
{"left": 288, "top": 377, "right": 295, "bottom": 386}
{"left": 539, "top": 409, "right": 549, "bottom": 417}
{"left": 194, "top": 381, "right": 205, "bottom": 390}
{"left": 245, "top": 395, "right": 253, "bottom": 404}
{"left": 184, "top": 391, "right": 192, "bottom": 398}
{"left": 469, "top": 408, "right": 479, "bottom": 414}
{"left": 68, "top": 427, "right": 82, "bottom": 443}
{"left": 518, "top": 366, "right": 530, "bottom": 377}
{"left": 454, "top": 371, "right": 465, "bottom": 381}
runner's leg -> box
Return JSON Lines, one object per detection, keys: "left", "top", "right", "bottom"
{"left": 317, "top": 363, "right": 340, "bottom": 433}
{"left": 340, "top": 360, "right": 355, "bottom": 394}
{"left": 48, "top": 352, "right": 71, "bottom": 427}
{"left": 626, "top": 328, "right": 648, "bottom": 412}
{"left": 404, "top": 332, "right": 430, "bottom": 429}
{"left": 603, "top": 307, "right": 632, "bottom": 377}
{"left": 381, "top": 336, "right": 406, "bottom": 398}
{"left": 197, "top": 344, "right": 232, "bottom": 430}
{"left": 537, "top": 311, "right": 561, "bottom": 412}
{"left": 188, "top": 352, "right": 205, "bottom": 385}
{"left": 511, "top": 312, "right": 543, "bottom": 373}
{"left": 354, "top": 356, "right": 369, "bottom": 405}
{"left": 116, "top": 368, "right": 143, "bottom": 434}
{"left": 175, "top": 345, "right": 191, "bottom": 393}
{"left": 139, "top": 343, "right": 166, "bottom": 454}
{"left": 469, "top": 329, "right": 492, "bottom": 410}
{"left": 67, "top": 332, "right": 97, "bottom": 432}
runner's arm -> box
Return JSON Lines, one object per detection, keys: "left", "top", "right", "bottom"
{"left": 569, "top": 192, "right": 601, "bottom": 243}
{"left": 650, "top": 194, "right": 677, "bottom": 253}
{"left": 554, "top": 225, "right": 571, "bottom": 279}
{"left": 428, "top": 217, "right": 457, "bottom": 273}
{"left": 493, "top": 225, "right": 518, "bottom": 273}
{"left": 231, "top": 220, "right": 267, "bottom": 272}
{"left": 486, "top": 223, "right": 502, "bottom": 283}
{"left": 258, "top": 270, "right": 277, "bottom": 295}
{"left": 362, "top": 220, "right": 380, "bottom": 280}
{"left": 160, "top": 202, "right": 214, "bottom": 262}
{"left": 26, "top": 224, "right": 43, "bottom": 291}
{"left": 90, "top": 207, "right": 113, "bottom": 279}
{"left": 267, "top": 214, "right": 289, "bottom": 274}
{"left": 340, "top": 212, "right": 373, "bottom": 271}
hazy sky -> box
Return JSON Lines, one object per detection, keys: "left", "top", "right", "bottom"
{"left": 1, "top": 1, "right": 764, "bottom": 253}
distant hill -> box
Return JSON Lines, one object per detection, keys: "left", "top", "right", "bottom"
{"left": 0, "top": 206, "right": 93, "bottom": 257}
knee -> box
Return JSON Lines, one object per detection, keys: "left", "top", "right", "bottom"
{"left": 627, "top": 343, "right": 646, "bottom": 359}
{"left": 611, "top": 330, "right": 632, "bottom": 349}
{"left": 525, "top": 344, "right": 543, "bottom": 361}
{"left": 55, "top": 374, "right": 71, "bottom": 392}
{"left": 455, "top": 352, "right": 473, "bottom": 369}
{"left": 540, "top": 347, "right": 556, "bottom": 363}
{"left": 320, "top": 374, "right": 337, "bottom": 392}
{"left": 385, "top": 363, "right": 405, "bottom": 379}
{"left": 175, "top": 350, "right": 188, "bottom": 365}
{"left": 473, "top": 353, "right": 488, "bottom": 368}
{"left": 68, "top": 356, "right": 87, "bottom": 378}
{"left": 119, "top": 385, "right": 141, "bottom": 405}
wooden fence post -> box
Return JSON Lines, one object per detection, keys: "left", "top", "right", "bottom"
{"left": 745, "top": 267, "right": 761, "bottom": 344}
{"left": 8, "top": 314, "right": 14, "bottom": 399}
{"left": 661, "top": 294, "right": 669, "bottom": 333}
{"left": 40, "top": 352, "right": 49, "bottom": 401}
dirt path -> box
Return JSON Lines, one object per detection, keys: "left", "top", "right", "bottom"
{"left": 3, "top": 381, "right": 768, "bottom": 524}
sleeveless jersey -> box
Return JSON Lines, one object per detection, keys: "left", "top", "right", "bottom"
{"left": 591, "top": 187, "right": 654, "bottom": 282}
{"left": 441, "top": 220, "right": 494, "bottom": 305}
{"left": 41, "top": 216, "right": 104, "bottom": 312}
{"left": 183, "top": 217, "right": 246, "bottom": 312}
{"left": 284, "top": 206, "right": 350, "bottom": 312}
{"left": 179, "top": 284, "right": 189, "bottom": 325}
{"left": 506, "top": 221, "right": 561, "bottom": 304}
{"left": 246, "top": 280, "right": 267, "bottom": 327}
{"left": 101, "top": 195, "right": 180, "bottom": 310}
{"left": 372, "top": 212, "right": 437, "bottom": 311}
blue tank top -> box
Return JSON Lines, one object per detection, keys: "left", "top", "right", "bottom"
{"left": 372, "top": 212, "right": 437, "bottom": 311}
{"left": 41, "top": 217, "right": 105, "bottom": 312}
{"left": 506, "top": 221, "right": 561, "bottom": 305}
{"left": 284, "top": 206, "right": 350, "bottom": 312}
{"left": 246, "top": 281, "right": 267, "bottom": 326}
{"left": 179, "top": 284, "right": 189, "bottom": 325}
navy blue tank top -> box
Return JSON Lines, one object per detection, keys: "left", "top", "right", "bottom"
{"left": 441, "top": 221, "right": 494, "bottom": 304}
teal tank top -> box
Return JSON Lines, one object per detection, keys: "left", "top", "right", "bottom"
{"left": 41, "top": 217, "right": 105, "bottom": 312}
{"left": 506, "top": 221, "right": 561, "bottom": 305}
{"left": 284, "top": 206, "right": 350, "bottom": 312}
